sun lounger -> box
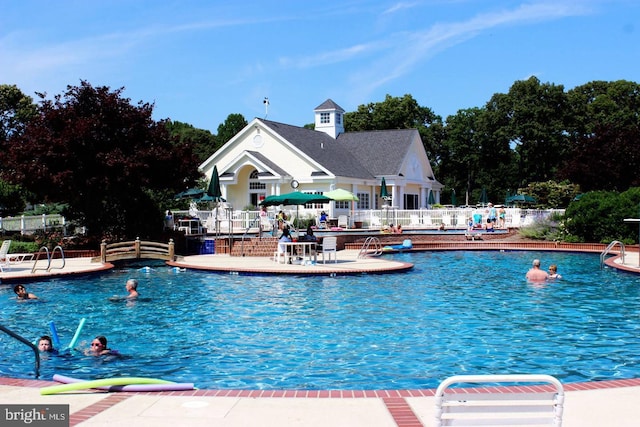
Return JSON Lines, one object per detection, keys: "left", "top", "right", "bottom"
{"left": 434, "top": 374, "right": 564, "bottom": 427}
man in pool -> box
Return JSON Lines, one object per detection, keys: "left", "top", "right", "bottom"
{"left": 13, "top": 284, "right": 38, "bottom": 300}
{"left": 125, "top": 278, "right": 139, "bottom": 299}
{"left": 526, "top": 259, "right": 549, "bottom": 282}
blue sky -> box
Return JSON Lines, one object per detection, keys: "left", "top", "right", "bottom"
{"left": 1, "top": 1, "right": 638, "bottom": 132}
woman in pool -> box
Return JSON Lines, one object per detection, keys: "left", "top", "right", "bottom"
{"left": 14, "top": 284, "right": 37, "bottom": 300}
{"left": 86, "top": 335, "right": 116, "bottom": 356}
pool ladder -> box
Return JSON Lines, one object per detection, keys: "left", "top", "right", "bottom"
{"left": 600, "top": 240, "right": 625, "bottom": 269}
{"left": 0, "top": 325, "right": 39, "bottom": 378}
{"left": 31, "top": 245, "right": 66, "bottom": 273}
{"left": 358, "top": 236, "right": 383, "bottom": 258}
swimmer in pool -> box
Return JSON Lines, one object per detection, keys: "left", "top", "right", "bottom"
{"left": 86, "top": 335, "right": 116, "bottom": 356}
{"left": 125, "top": 278, "right": 139, "bottom": 299}
{"left": 525, "top": 259, "right": 549, "bottom": 282}
{"left": 109, "top": 278, "right": 139, "bottom": 301}
{"left": 548, "top": 264, "right": 563, "bottom": 280}
{"left": 14, "top": 284, "right": 38, "bottom": 300}
{"left": 38, "top": 335, "right": 58, "bottom": 354}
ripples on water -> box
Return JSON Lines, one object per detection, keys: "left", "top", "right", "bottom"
{"left": 1, "top": 251, "right": 639, "bottom": 389}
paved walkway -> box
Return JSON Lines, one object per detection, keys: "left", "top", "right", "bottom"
{"left": 2, "top": 377, "right": 640, "bottom": 426}
{"left": 1, "top": 246, "right": 639, "bottom": 426}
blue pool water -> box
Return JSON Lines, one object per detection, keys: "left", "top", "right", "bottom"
{"left": 1, "top": 250, "right": 639, "bottom": 390}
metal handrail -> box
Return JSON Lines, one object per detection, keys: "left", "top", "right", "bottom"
{"left": 48, "top": 245, "right": 66, "bottom": 271}
{"left": 600, "top": 240, "right": 625, "bottom": 269}
{"left": 0, "top": 325, "right": 40, "bottom": 378}
{"left": 31, "top": 246, "right": 51, "bottom": 273}
{"left": 240, "top": 217, "right": 262, "bottom": 257}
{"left": 358, "top": 236, "right": 383, "bottom": 258}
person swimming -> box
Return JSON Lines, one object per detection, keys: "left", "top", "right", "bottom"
{"left": 86, "top": 335, "right": 118, "bottom": 356}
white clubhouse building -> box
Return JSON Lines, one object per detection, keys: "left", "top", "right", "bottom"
{"left": 199, "top": 100, "right": 442, "bottom": 219}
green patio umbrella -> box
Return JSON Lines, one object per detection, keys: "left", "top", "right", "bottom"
{"left": 428, "top": 189, "right": 435, "bottom": 206}
{"left": 380, "top": 177, "right": 391, "bottom": 201}
{"left": 480, "top": 188, "right": 488, "bottom": 206}
{"left": 325, "top": 188, "right": 359, "bottom": 227}
{"left": 505, "top": 194, "right": 537, "bottom": 205}
{"left": 174, "top": 188, "right": 205, "bottom": 200}
{"left": 451, "top": 189, "right": 457, "bottom": 207}
{"left": 260, "top": 191, "right": 332, "bottom": 232}
{"left": 206, "top": 165, "right": 223, "bottom": 201}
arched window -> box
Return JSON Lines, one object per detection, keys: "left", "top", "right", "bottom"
{"left": 249, "top": 169, "right": 266, "bottom": 207}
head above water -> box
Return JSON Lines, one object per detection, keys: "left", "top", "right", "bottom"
{"left": 126, "top": 279, "right": 138, "bottom": 290}
{"left": 532, "top": 259, "right": 541, "bottom": 267}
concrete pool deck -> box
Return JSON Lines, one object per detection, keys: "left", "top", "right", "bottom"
{"left": 1, "top": 246, "right": 639, "bottom": 426}
{"left": 2, "top": 377, "right": 640, "bottom": 426}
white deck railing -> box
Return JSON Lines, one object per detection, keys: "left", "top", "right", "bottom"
{"left": 172, "top": 208, "right": 564, "bottom": 232}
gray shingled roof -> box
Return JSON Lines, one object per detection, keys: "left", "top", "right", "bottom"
{"left": 314, "top": 99, "right": 345, "bottom": 112}
{"left": 259, "top": 119, "right": 416, "bottom": 179}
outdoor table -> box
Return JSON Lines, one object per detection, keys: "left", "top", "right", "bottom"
{"left": 280, "top": 241, "right": 317, "bottom": 264}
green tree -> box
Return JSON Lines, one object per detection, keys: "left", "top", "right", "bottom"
{"left": 0, "top": 84, "right": 37, "bottom": 142}
{"left": 484, "top": 77, "right": 569, "bottom": 187}
{"left": 217, "top": 113, "right": 248, "bottom": 146}
{"left": 562, "top": 80, "right": 640, "bottom": 191}
{"left": 564, "top": 188, "right": 640, "bottom": 243}
{"left": 0, "top": 81, "right": 202, "bottom": 241}
{"left": 439, "top": 108, "right": 484, "bottom": 205}
{"left": 165, "top": 120, "right": 217, "bottom": 163}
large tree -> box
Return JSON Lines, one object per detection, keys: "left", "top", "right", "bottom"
{"left": 0, "top": 81, "right": 201, "bottom": 241}
{"left": 217, "top": 113, "right": 248, "bottom": 147}
{"left": 165, "top": 120, "right": 217, "bottom": 163}
{"left": 561, "top": 80, "right": 640, "bottom": 191}
{"left": 0, "top": 84, "right": 37, "bottom": 142}
{"left": 484, "top": 77, "right": 569, "bottom": 188}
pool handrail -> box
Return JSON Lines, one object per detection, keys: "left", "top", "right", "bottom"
{"left": 0, "top": 324, "right": 40, "bottom": 378}
{"left": 600, "top": 240, "right": 625, "bottom": 269}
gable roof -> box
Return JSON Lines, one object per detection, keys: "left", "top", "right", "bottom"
{"left": 314, "top": 99, "right": 345, "bottom": 112}
{"left": 259, "top": 119, "right": 421, "bottom": 179}
{"left": 337, "top": 129, "right": 417, "bottom": 177}
{"left": 259, "top": 119, "right": 374, "bottom": 179}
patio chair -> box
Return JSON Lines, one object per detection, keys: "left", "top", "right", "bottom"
{"left": 434, "top": 374, "right": 564, "bottom": 427}
{"left": 319, "top": 236, "right": 337, "bottom": 263}
{"left": 410, "top": 214, "right": 421, "bottom": 226}
{"left": 0, "top": 240, "right": 10, "bottom": 272}
{"left": 337, "top": 215, "right": 348, "bottom": 228}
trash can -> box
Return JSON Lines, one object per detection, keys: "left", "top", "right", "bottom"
{"left": 200, "top": 239, "right": 215, "bottom": 254}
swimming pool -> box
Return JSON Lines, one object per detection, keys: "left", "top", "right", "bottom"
{"left": 1, "top": 250, "right": 639, "bottom": 390}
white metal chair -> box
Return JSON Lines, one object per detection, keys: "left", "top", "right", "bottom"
{"left": 434, "top": 374, "right": 564, "bottom": 427}
{"left": 320, "top": 236, "right": 337, "bottom": 263}
{"left": 0, "top": 240, "right": 10, "bottom": 272}
{"left": 337, "top": 215, "right": 348, "bottom": 228}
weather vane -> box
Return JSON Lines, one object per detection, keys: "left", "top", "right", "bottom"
{"left": 263, "top": 97, "right": 269, "bottom": 119}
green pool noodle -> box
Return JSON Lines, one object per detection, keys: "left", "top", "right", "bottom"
{"left": 63, "top": 317, "right": 86, "bottom": 351}
{"left": 41, "top": 377, "right": 174, "bottom": 395}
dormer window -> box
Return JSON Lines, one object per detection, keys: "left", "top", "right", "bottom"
{"left": 320, "top": 112, "right": 330, "bottom": 124}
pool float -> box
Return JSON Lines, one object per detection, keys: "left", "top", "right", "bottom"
{"left": 382, "top": 239, "right": 413, "bottom": 252}
{"left": 51, "top": 374, "right": 195, "bottom": 392}
{"left": 62, "top": 317, "right": 86, "bottom": 352}
{"left": 48, "top": 321, "right": 62, "bottom": 349}
{"left": 42, "top": 375, "right": 194, "bottom": 395}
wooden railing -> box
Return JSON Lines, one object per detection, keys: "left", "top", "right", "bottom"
{"left": 93, "top": 238, "right": 175, "bottom": 263}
